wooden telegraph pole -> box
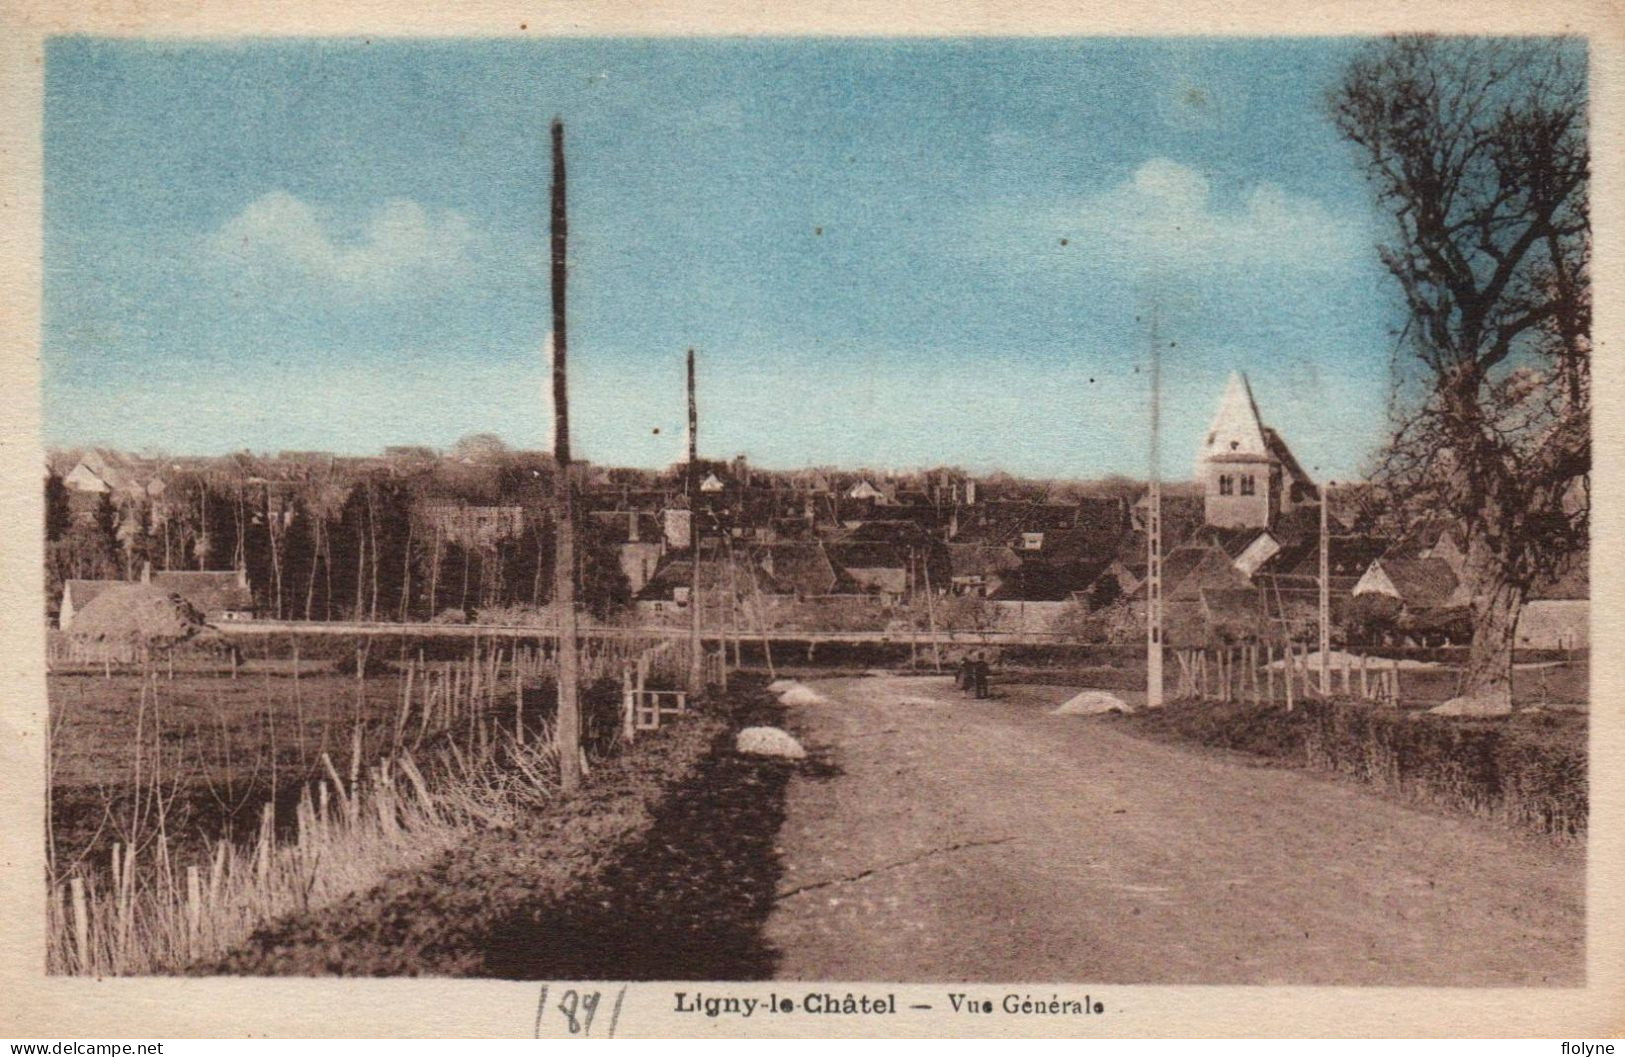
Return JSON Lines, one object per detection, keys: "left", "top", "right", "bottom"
{"left": 550, "top": 118, "right": 582, "bottom": 793}
{"left": 1146, "top": 310, "right": 1165, "bottom": 709}
{"left": 687, "top": 348, "right": 704, "bottom": 692}
{"left": 1319, "top": 479, "right": 1331, "bottom": 696}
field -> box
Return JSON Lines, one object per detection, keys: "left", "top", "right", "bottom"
{"left": 44, "top": 639, "right": 668, "bottom": 974}
{"left": 50, "top": 669, "right": 451, "bottom": 881}
{"left": 43, "top": 655, "right": 787, "bottom": 977}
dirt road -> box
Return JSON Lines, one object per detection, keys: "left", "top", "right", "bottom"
{"left": 763, "top": 675, "right": 1583, "bottom": 985}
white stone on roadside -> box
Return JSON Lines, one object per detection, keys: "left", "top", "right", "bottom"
{"left": 1052, "top": 690, "right": 1132, "bottom": 715}
{"left": 736, "top": 726, "right": 808, "bottom": 759}
{"left": 1429, "top": 696, "right": 1513, "bottom": 718}
{"left": 778, "top": 683, "right": 828, "bottom": 706}
{"left": 767, "top": 678, "right": 799, "bottom": 693}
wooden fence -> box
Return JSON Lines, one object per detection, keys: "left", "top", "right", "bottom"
{"left": 1170, "top": 644, "right": 1401, "bottom": 709}
{"left": 616, "top": 639, "right": 730, "bottom": 741}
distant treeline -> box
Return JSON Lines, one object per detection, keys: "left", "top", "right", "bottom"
{"left": 44, "top": 455, "right": 631, "bottom": 622}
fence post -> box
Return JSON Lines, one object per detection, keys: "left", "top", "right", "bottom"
{"left": 70, "top": 876, "right": 89, "bottom": 974}
{"left": 621, "top": 664, "right": 636, "bottom": 744}
{"left": 513, "top": 644, "right": 525, "bottom": 745}
{"left": 186, "top": 865, "right": 201, "bottom": 962}
{"left": 256, "top": 802, "right": 274, "bottom": 889}
{"left": 1283, "top": 642, "right": 1295, "bottom": 712}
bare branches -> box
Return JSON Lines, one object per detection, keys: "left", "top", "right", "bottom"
{"left": 1331, "top": 36, "right": 1589, "bottom": 575}
{"left": 1332, "top": 37, "right": 1589, "bottom": 704}
{"left": 1332, "top": 36, "right": 1588, "bottom": 374}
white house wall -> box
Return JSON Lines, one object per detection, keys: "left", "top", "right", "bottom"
{"left": 1516, "top": 600, "right": 1588, "bottom": 650}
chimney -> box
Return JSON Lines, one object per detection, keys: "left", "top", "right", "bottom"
{"left": 965, "top": 479, "right": 977, "bottom": 506}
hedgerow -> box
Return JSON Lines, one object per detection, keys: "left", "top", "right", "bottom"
{"left": 1115, "top": 698, "right": 1585, "bottom": 840}
{"left": 1299, "top": 700, "right": 1586, "bottom": 839}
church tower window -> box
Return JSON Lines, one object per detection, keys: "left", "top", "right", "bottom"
{"left": 1240, "top": 474, "right": 1256, "bottom": 496}
{"left": 1218, "top": 474, "right": 1234, "bottom": 496}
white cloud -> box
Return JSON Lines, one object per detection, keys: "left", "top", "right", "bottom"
{"left": 1050, "top": 158, "right": 1363, "bottom": 275}
{"left": 206, "top": 191, "right": 478, "bottom": 295}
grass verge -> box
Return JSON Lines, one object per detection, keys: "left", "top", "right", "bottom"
{"left": 1109, "top": 697, "right": 1585, "bottom": 841}
{"left": 198, "top": 677, "right": 796, "bottom": 977}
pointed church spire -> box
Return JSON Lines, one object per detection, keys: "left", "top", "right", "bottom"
{"left": 1199, "top": 370, "right": 1269, "bottom": 464}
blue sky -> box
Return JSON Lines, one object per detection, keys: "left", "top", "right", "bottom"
{"left": 44, "top": 36, "right": 1401, "bottom": 481}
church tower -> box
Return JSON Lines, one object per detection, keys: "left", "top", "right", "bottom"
{"left": 1198, "top": 371, "right": 1312, "bottom": 529}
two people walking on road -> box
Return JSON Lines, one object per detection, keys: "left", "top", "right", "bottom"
{"left": 957, "top": 650, "right": 992, "bottom": 700}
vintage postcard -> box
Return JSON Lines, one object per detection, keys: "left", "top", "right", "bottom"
{"left": 0, "top": 0, "right": 1620, "bottom": 1040}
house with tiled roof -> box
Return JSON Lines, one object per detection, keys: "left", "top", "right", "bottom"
{"left": 1127, "top": 493, "right": 1205, "bottom": 548}
{"left": 1129, "top": 543, "right": 1258, "bottom": 646}
{"left": 826, "top": 542, "right": 909, "bottom": 601}
{"left": 946, "top": 544, "right": 1021, "bottom": 598}
{"left": 146, "top": 567, "right": 257, "bottom": 622}
{"left": 845, "top": 478, "right": 886, "bottom": 502}
{"left": 1267, "top": 534, "right": 1393, "bottom": 581}
{"left": 753, "top": 541, "right": 840, "bottom": 599}
{"left": 1162, "top": 544, "right": 1253, "bottom": 601}
{"left": 1162, "top": 587, "right": 1268, "bottom": 648}
{"left": 1189, "top": 525, "right": 1282, "bottom": 579}
{"left": 61, "top": 565, "right": 257, "bottom": 630}
{"left": 1348, "top": 556, "right": 1469, "bottom": 642}
{"left": 1353, "top": 557, "right": 1464, "bottom": 610}
{"left": 633, "top": 546, "right": 776, "bottom": 619}
{"left": 58, "top": 579, "right": 123, "bottom": 630}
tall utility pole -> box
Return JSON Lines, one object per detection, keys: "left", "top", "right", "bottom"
{"left": 550, "top": 118, "right": 581, "bottom": 793}
{"left": 687, "top": 348, "right": 704, "bottom": 692}
{"left": 1319, "top": 479, "right": 1331, "bottom": 695}
{"left": 1146, "top": 309, "right": 1164, "bottom": 709}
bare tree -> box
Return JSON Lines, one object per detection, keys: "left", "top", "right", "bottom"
{"left": 1331, "top": 36, "right": 1589, "bottom": 712}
